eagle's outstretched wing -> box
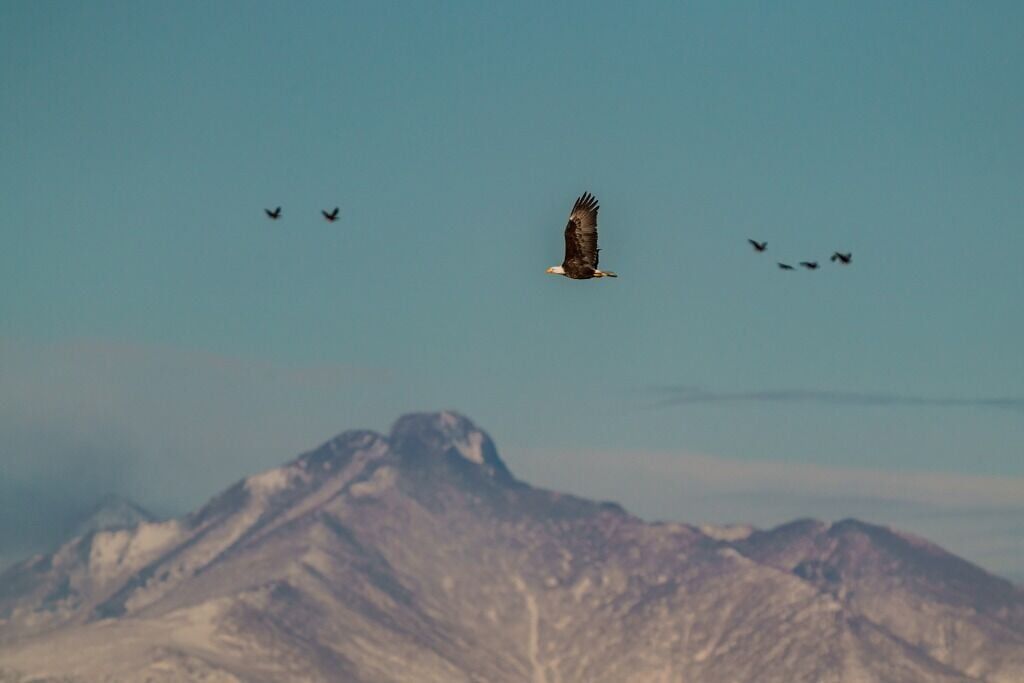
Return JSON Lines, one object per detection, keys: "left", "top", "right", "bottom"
{"left": 563, "top": 192, "right": 600, "bottom": 270}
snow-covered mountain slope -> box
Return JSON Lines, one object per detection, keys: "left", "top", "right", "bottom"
{"left": 1, "top": 412, "right": 1022, "bottom": 682}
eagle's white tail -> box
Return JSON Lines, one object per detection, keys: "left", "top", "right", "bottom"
{"left": 594, "top": 270, "right": 618, "bottom": 278}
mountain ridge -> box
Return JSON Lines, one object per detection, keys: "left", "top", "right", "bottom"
{"left": 71, "top": 494, "right": 157, "bottom": 539}
{"left": 1, "top": 411, "right": 1021, "bottom": 683}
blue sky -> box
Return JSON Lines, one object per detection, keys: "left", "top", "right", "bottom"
{"left": 2, "top": 2, "right": 1022, "bottom": 576}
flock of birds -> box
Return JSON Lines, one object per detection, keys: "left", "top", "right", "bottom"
{"left": 264, "top": 206, "right": 340, "bottom": 222}
{"left": 264, "top": 193, "right": 851, "bottom": 280}
{"left": 748, "top": 238, "right": 853, "bottom": 271}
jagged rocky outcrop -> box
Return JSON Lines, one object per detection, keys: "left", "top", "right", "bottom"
{"left": 1, "top": 411, "right": 1021, "bottom": 682}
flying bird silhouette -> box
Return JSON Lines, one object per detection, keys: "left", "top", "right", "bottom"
{"left": 831, "top": 252, "right": 852, "bottom": 264}
{"left": 322, "top": 208, "right": 340, "bottom": 222}
{"left": 777, "top": 263, "right": 795, "bottom": 271}
{"left": 265, "top": 207, "right": 281, "bottom": 219}
{"left": 748, "top": 239, "right": 767, "bottom": 252}
{"left": 546, "top": 192, "right": 617, "bottom": 279}
{"left": 800, "top": 261, "right": 819, "bottom": 270}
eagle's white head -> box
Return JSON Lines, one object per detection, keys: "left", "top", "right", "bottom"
{"left": 545, "top": 266, "right": 565, "bottom": 276}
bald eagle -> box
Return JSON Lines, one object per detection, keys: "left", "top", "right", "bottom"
{"left": 546, "top": 192, "right": 618, "bottom": 279}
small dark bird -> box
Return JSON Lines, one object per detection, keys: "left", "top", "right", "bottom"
{"left": 748, "top": 239, "right": 767, "bottom": 252}
{"left": 831, "top": 252, "right": 852, "bottom": 265}
{"left": 800, "top": 261, "right": 819, "bottom": 270}
{"left": 265, "top": 207, "right": 281, "bottom": 219}
{"left": 778, "top": 262, "right": 795, "bottom": 271}
{"left": 322, "top": 208, "right": 340, "bottom": 222}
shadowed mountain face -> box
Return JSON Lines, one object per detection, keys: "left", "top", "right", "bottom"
{"left": 0, "top": 412, "right": 1021, "bottom": 683}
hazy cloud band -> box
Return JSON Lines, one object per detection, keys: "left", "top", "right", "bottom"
{"left": 654, "top": 387, "right": 1024, "bottom": 411}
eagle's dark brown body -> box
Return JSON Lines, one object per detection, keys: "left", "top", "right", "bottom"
{"left": 551, "top": 192, "right": 617, "bottom": 280}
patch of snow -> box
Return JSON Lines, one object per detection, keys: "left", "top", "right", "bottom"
{"left": 454, "top": 430, "right": 485, "bottom": 465}
{"left": 571, "top": 576, "right": 592, "bottom": 602}
{"left": 349, "top": 466, "right": 397, "bottom": 498}
{"left": 298, "top": 547, "right": 334, "bottom": 578}
{"left": 89, "top": 529, "right": 131, "bottom": 574}
{"left": 244, "top": 464, "right": 312, "bottom": 499}
{"left": 167, "top": 598, "right": 226, "bottom": 649}
{"left": 130, "top": 520, "right": 183, "bottom": 556}
{"left": 89, "top": 520, "right": 183, "bottom": 582}
{"left": 715, "top": 547, "right": 749, "bottom": 563}
{"left": 244, "top": 467, "right": 294, "bottom": 497}
{"left": 513, "top": 575, "right": 547, "bottom": 683}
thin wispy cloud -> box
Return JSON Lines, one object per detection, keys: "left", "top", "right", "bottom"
{"left": 653, "top": 386, "right": 1024, "bottom": 411}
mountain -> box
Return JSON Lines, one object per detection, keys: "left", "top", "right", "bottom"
{"left": 1, "top": 411, "right": 1021, "bottom": 683}
{"left": 70, "top": 494, "right": 157, "bottom": 540}
{"left": 0, "top": 495, "right": 156, "bottom": 576}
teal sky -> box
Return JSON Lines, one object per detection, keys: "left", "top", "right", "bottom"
{"left": 2, "top": 3, "right": 1022, "bottom": 575}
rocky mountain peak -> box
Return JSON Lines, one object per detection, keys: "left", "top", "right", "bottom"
{"left": 71, "top": 494, "right": 155, "bottom": 538}
{"left": 389, "top": 411, "right": 514, "bottom": 483}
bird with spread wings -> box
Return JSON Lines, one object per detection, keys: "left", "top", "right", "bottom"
{"left": 546, "top": 192, "right": 617, "bottom": 280}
